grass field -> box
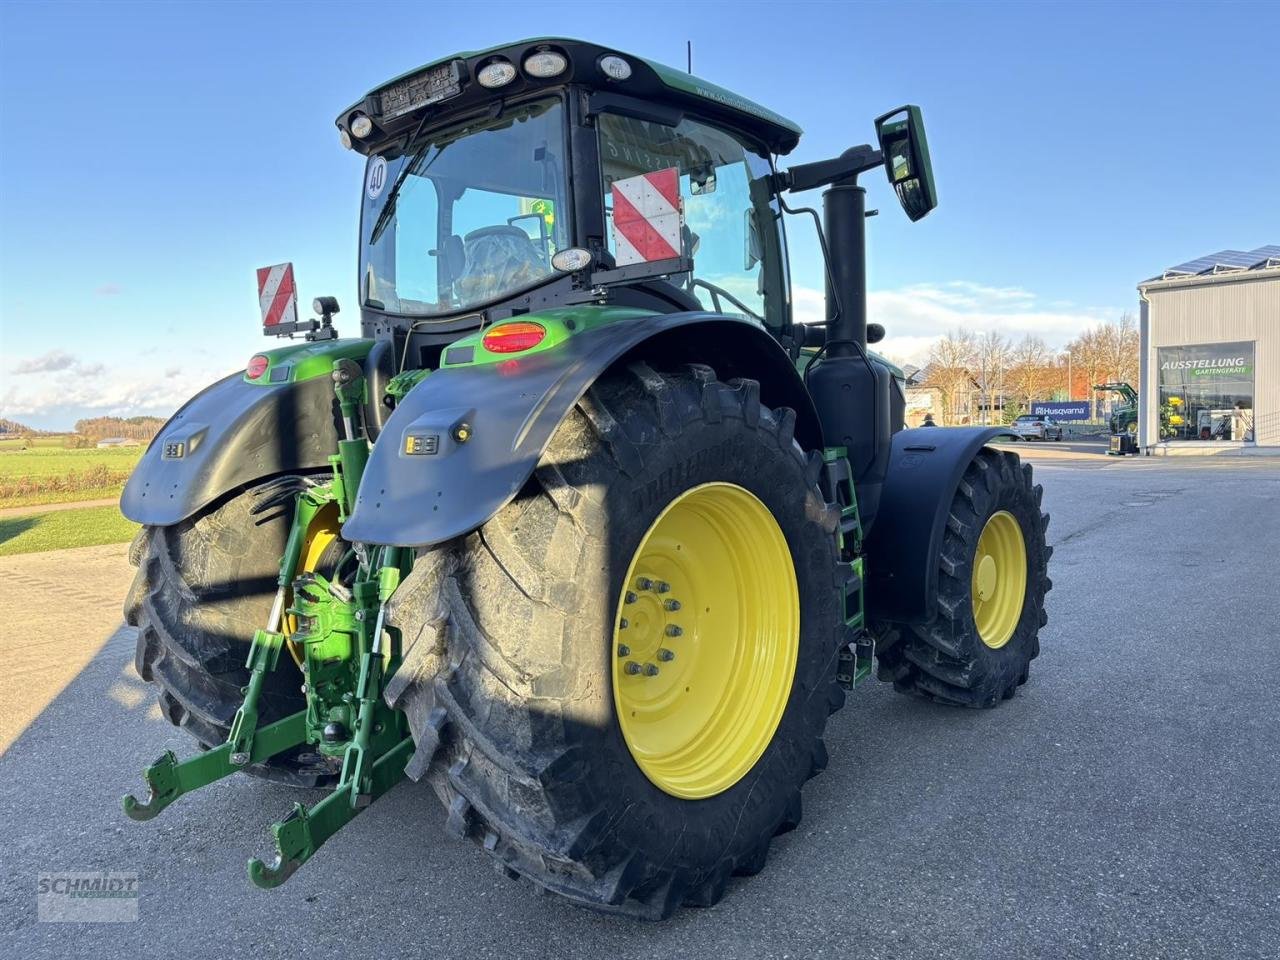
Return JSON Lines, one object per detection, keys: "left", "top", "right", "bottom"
{"left": 0, "top": 446, "right": 144, "bottom": 477}
{"left": 0, "top": 446, "right": 143, "bottom": 508}
{"left": 0, "top": 435, "right": 75, "bottom": 451}
{"left": 0, "top": 505, "right": 139, "bottom": 557}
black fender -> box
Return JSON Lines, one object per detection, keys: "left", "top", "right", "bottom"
{"left": 342, "top": 312, "right": 821, "bottom": 547}
{"left": 121, "top": 371, "right": 345, "bottom": 526}
{"left": 863, "top": 426, "right": 1015, "bottom": 624}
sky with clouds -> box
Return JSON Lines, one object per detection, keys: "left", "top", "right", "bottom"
{"left": 2, "top": 1, "right": 1276, "bottom": 429}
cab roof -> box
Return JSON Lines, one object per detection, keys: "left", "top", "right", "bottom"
{"left": 337, "top": 37, "right": 803, "bottom": 156}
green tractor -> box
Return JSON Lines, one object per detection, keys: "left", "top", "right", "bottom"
{"left": 120, "top": 39, "right": 1052, "bottom": 918}
{"left": 1094, "top": 381, "right": 1138, "bottom": 436}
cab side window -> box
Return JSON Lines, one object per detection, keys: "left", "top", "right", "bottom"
{"left": 598, "top": 113, "right": 788, "bottom": 328}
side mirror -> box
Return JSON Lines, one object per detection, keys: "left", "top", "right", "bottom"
{"left": 690, "top": 165, "right": 717, "bottom": 196}
{"left": 874, "top": 105, "right": 937, "bottom": 222}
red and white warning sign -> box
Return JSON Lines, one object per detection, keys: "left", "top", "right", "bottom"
{"left": 610, "top": 168, "right": 684, "bottom": 266}
{"left": 256, "top": 262, "right": 298, "bottom": 329}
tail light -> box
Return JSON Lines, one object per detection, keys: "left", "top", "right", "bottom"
{"left": 482, "top": 321, "right": 546, "bottom": 354}
{"left": 246, "top": 355, "right": 269, "bottom": 379}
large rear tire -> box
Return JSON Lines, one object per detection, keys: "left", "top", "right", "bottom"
{"left": 384, "top": 362, "right": 848, "bottom": 918}
{"left": 874, "top": 447, "right": 1051, "bottom": 706}
{"left": 124, "top": 486, "right": 335, "bottom": 785}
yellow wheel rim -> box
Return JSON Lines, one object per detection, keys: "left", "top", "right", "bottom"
{"left": 612, "top": 482, "right": 799, "bottom": 800}
{"left": 285, "top": 503, "right": 341, "bottom": 667}
{"left": 971, "top": 510, "right": 1027, "bottom": 650}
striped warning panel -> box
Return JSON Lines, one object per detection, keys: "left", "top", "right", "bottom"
{"left": 256, "top": 262, "right": 298, "bottom": 329}
{"left": 610, "top": 168, "right": 683, "bottom": 266}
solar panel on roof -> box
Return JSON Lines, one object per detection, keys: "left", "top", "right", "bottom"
{"left": 1159, "top": 245, "right": 1280, "bottom": 280}
{"left": 1163, "top": 253, "right": 1227, "bottom": 276}
{"left": 1164, "top": 257, "right": 1214, "bottom": 276}
{"left": 1164, "top": 250, "right": 1254, "bottom": 276}
{"left": 1208, "top": 251, "right": 1260, "bottom": 270}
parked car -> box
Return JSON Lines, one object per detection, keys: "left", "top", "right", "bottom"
{"left": 1011, "top": 413, "right": 1064, "bottom": 441}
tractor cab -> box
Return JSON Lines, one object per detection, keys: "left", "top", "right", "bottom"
{"left": 340, "top": 38, "right": 801, "bottom": 363}
{"left": 337, "top": 37, "right": 938, "bottom": 530}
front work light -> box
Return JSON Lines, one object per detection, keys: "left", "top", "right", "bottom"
{"left": 523, "top": 50, "right": 568, "bottom": 78}
{"left": 338, "top": 127, "right": 353, "bottom": 149}
{"left": 482, "top": 321, "right": 547, "bottom": 354}
{"left": 598, "top": 55, "right": 632, "bottom": 81}
{"left": 551, "top": 248, "right": 592, "bottom": 272}
{"left": 350, "top": 114, "right": 374, "bottom": 139}
{"left": 477, "top": 60, "right": 517, "bottom": 88}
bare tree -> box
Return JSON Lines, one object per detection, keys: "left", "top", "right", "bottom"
{"left": 974, "top": 331, "right": 1010, "bottom": 425}
{"left": 925, "top": 329, "right": 978, "bottom": 423}
{"left": 1097, "top": 312, "right": 1139, "bottom": 386}
{"left": 1067, "top": 326, "right": 1108, "bottom": 418}
{"left": 1007, "top": 334, "right": 1054, "bottom": 408}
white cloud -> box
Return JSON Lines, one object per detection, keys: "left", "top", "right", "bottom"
{"left": 794, "top": 280, "right": 1120, "bottom": 367}
{"left": 11, "top": 350, "right": 79, "bottom": 374}
{"left": 1, "top": 362, "right": 234, "bottom": 426}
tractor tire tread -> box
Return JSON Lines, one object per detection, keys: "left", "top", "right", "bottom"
{"left": 385, "top": 362, "right": 845, "bottom": 918}
{"left": 872, "top": 447, "right": 1050, "bottom": 707}
{"left": 124, "top": 490, "right": 331, "bottom": 788}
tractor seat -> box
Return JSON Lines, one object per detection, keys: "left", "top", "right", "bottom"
{"left": 455, "top": 226, "right": 547, "bottom": 304}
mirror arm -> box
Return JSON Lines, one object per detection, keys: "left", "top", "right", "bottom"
{"left": 776, "top": 145, "right": 883, "bottom": 193}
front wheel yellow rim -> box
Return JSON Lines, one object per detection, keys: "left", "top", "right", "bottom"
{"left": 612, "top": 482, "right": 799, "bottom": 800}
{"left": 971, "top": 510, "right": 1028, "bottom": 650}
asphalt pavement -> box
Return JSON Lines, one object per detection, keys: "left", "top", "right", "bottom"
{"left": 2, "top": 447, "right": 1278, "bottom": 959}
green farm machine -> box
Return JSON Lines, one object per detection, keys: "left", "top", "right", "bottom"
{"left": 121, "top": 39, "right": 1052, "bottom": 918}
{"left": 1094, "top": 381, "right": 1139, "bottom": 436}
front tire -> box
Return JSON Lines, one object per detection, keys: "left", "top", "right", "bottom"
{"left": 384, "top": 363, "right": 847, "bottom": 918}
{"left": 874, "top": 447, "right": 1051, "bottom": 706}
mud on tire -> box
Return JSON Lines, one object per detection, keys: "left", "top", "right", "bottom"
{"left": 384, "top": 362, "right": 850, "bottom": 918}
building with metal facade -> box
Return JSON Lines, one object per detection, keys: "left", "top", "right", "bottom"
{"left": 1138, "top": 246, "right": 1280, "bottom": 454}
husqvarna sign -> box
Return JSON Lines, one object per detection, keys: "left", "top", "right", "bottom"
{"left": 1031, "top": 401, "right": 1090, "bottom": 421}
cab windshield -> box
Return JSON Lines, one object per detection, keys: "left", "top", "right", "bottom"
{"left": 359, "top": 99, "right": 569, "bottom": 316}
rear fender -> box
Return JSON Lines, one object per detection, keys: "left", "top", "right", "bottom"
{"left": 342, "top": 310, "right": 820, "bottom": 547}
{"left": 863, "top": 426, "right": 1015, "bottom": 624}
{"left": 120, "top": 339, "right": 374, "bottom": 526}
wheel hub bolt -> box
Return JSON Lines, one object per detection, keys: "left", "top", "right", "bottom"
{"left": 655, "top": 581, "right": 671, "bottom": 593}
{"left": 665, "top": 624, "right": 683, "bottom": 637}
{"left": 663, "top": 599, "right": 681, "bottom": 611}
{"left": 624, "top": 591, "right": 637, "bottom": 605}
{"left": 635, "top": 577, "right": 653, "bottom": 591}
{"left": 643, "top": 663, "right": 660, "bottom": 676}
{"left": 657, "top": 648, "right": 675, "bottom": 662}
{"left": 617, "top": 643, "right": 631, "bottom": 657}
{"left": 624, "top": 661, "right": 643, "bottom": 675}
{"left": 619, "top": 617, "right": 629, "bottom": 629}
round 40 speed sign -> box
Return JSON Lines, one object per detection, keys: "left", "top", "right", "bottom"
{"left": 366, "top": 155, "right": 388, "bottom": 201}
